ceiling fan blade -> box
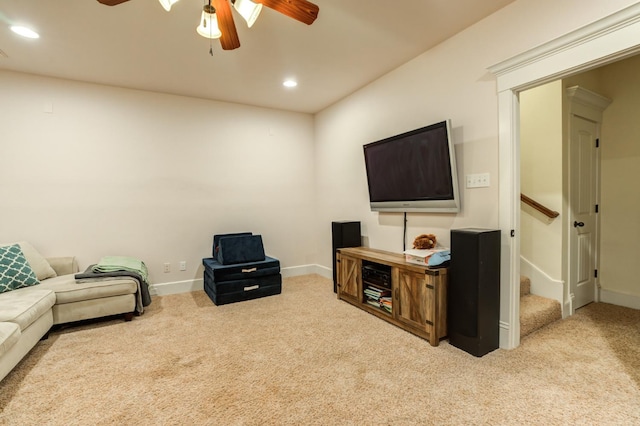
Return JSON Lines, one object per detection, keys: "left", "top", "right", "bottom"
{"left": 97, "top": 0, "right": 130, "bottom": 5}
{"left": 212, "top": 0, "right": 241, "bottom": 50}
{"left": 254, "top": 0, "right": 319, "bottom": 25}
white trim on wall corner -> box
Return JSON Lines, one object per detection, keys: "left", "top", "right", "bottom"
{"left": 150, "top": 264, "right": 332, "bottom": 296}
{"left": 600, "top": 288, "right": 640, "bottom": 310}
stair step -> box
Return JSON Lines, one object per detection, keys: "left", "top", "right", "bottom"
{"left": 520, "top": 275, "right": 531, "bottom": 297}
{"left": 520, "top": 293, "right": 561, "bottom": 338}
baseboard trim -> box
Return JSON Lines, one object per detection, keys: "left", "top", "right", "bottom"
{"left": 151, "top": 278, "right": 204, "bottom": 296}
{"left": 150, "top": 264, "right": 332, "bottom": 296}
{"left": 499, "top": 321, "right": 517, "bottom": 350}
{"left": 520, "top": 256, "right": 564, "bottom": 304}
{"left": 600, "top": 288, "right": 640, "bottom": 310}
{"left": 281, "top": 264, "right": 332, "bottom": 280}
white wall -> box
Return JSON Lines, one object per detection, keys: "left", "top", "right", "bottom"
{"left": 519, "top": 81, "right": 563, "bottom": 280}
{"left": 0, "top": 71, "right": 316, "bottom": 286}
{"left": 314, "top": 0, "right": 640, "bottom": 271}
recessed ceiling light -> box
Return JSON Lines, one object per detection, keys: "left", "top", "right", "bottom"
{"left": 10, "top": 26, "right": 40, "bottom": 39}
{"left": 283, "top": 79, "right": 298, "bottom": 88}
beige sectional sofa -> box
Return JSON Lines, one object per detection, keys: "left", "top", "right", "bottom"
{"left": 0, "top": 244, "right": 141, "bottom": 382}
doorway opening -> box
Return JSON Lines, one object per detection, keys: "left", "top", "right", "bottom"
{"left": 519, "top": 72, "right": 620, "bottom": 339}
{"left": 490, "top": 4, "right": 640, "bottom": 349}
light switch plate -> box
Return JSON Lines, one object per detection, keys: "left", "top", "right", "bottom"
{"left": 466, "top": 173, "right": 490, "bottom": 188}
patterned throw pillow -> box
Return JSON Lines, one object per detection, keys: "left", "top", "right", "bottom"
{"left": 0, "top": 242, "right": 57, "bottom": 280}
{"left": 0, "top": 244, "right": 40, "bottom": 294}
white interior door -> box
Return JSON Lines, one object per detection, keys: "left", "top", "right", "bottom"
{"left": 569, "top": 114, "right": 598, "bottom": 310}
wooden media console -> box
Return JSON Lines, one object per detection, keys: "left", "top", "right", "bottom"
{"left": 336, "top": 247, "right": 448, "bottom": 346}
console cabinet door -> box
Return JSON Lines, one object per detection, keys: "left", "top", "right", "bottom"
{"left": 337, "top": 253, "right": 360, "bottom": 302}
{"left": 396, "top": 269, "right": 428, "bottom": 332}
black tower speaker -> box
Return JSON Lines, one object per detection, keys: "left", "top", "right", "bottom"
{"left": 449, "top": 228, "right": 500, "bottom": 357}
{"left": 331, "top": 221, "right": 361, "bottom": 292}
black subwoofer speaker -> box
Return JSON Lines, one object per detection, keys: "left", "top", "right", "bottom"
{"left": 331, "top": 221, "right": 361, "bottom": 292}
{"left": 449, "top": 228, "right": 500, "bottom": 357}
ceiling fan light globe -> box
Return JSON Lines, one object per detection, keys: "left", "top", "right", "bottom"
{"left": 10, "top": 26, "right": 40, "bottom": 39}
{"left": 158, "top": 0, "right": 179, "bottom": 12}
{"left": 196, "top": 7, "right": 222, "bottom": 39}
{"left": 233, "top": 0, "right": 263, "bottom": 28}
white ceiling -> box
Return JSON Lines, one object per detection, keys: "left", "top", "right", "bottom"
{"left": 0, "top": 0, "right": 515, "bottom": 113}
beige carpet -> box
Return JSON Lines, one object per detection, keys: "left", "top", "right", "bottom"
{"left": 519, "top": 275, "right": 562, "bottom": 339}
{"left": 1, "top": 275, "right": 639, "bottom": 425}
{"left": 520, "top": 293, "right": 562, "bottom": 338}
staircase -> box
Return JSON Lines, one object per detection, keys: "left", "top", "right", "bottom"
{"left": 520, "top": 275, "right": 562, "bottom": 339}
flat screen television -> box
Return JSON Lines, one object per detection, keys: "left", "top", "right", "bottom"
{"left": 363, "top": 119, "right": 460, "bottom": 213}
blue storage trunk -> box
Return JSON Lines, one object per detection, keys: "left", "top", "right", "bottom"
{"left": 202, "top": 256, "right": 282, "bottom": 305}
{"left": 213, "top": 233, "right": 267, "bottom": 265}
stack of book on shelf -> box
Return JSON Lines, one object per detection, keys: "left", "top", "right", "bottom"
{"left": 380, "top": 296, "right": 392, "bottom": 313}
{"left": 364, "top": 285, "right": 392, "bottom": 313}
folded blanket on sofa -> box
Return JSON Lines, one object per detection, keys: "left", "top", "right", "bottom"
{"left": 75, "top": 257, "right": 151, "bottom": 314}
{"left": 91, "top": 256, "right": 149, "bottom": 283}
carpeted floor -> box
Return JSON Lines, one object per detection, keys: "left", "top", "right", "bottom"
{"left": 1, "top": 274, "right": 639, "bottom": 425}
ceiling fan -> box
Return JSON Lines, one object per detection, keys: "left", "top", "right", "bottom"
{"left": 97, "top": 0, "right": 319, "bottom": 50}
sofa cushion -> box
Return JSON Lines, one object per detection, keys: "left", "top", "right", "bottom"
{"left": 0, "top": 322, "right": 21, "bottom": 358}
{"left": 0, "top": 242, "right": 57, "bottom": 281}
{"left": 0, "top": 287, "right": 55, "bottom": 331}
{"left": 0, "top": 244, "right": 40, "bottom": 293}
{"left": 37, "top": 274, "right": 137, "bottom": 304}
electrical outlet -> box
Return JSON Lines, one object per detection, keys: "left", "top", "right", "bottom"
{"left": 179, "top": 261, "right": 187, "bottom": 271}
{"left": 163, "top": 263, "right": 170, "bottom": 273}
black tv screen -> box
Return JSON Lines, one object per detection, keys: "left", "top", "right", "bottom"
{"left": 363, "top": 120, "right": 460, "bottom": 213}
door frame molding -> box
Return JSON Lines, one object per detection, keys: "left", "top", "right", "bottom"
{"left": 489, "top": 4, "right": 640, "bottom": 349}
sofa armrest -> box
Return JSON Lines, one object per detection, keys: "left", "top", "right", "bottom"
{"left": 46, "top": 257, "right": 79, "bottom": 276}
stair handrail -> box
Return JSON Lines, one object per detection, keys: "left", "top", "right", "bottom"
{"left": 520, "top": 193, "right": 559, "bottom": 219}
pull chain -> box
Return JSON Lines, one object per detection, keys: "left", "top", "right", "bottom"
{"left": 204, "top": 0, "right": 214, "bottom": 56}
